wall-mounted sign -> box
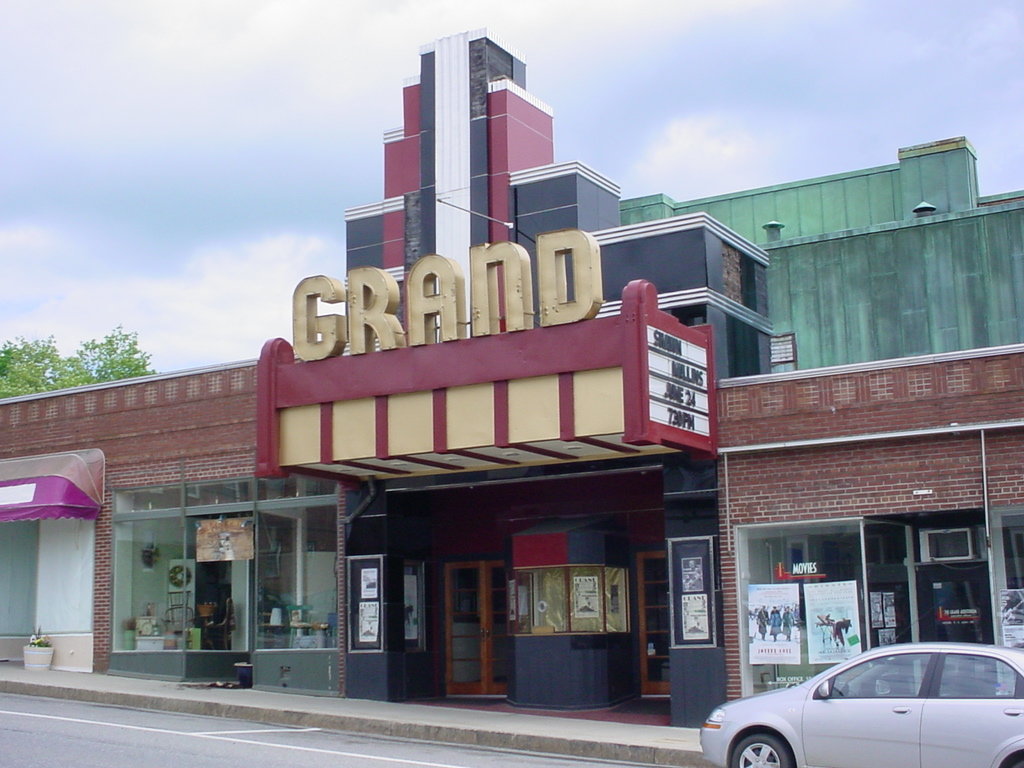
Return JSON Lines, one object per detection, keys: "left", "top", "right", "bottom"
{"left": 292, "top": 228, "right": 603, "bottom": 361}
{"left": 774, "top": 561, "right": 827, "bottom": 580}
{"left": 258, "top": 276, "right": 716, "bottom": 484}
{"left": 647, "top": 328, "right": 709, "bottom": 436}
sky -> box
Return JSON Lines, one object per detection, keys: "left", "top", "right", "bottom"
{"left": 2, "top": 0, "right": 1022, "bottom": 373}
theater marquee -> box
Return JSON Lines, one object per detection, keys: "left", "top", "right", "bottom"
{"left": 257, "top": 230, "right": 716, "bottom": 484}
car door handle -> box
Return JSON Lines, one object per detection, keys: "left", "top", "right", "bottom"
{"left": 892, "top": 706, "right": 912, "bottom": 714}
{"left": 1004, "top": 709, "right": 1024, "bottom": 717}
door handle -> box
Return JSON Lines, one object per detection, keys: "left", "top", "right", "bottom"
{"left": 892, "top": 706, "right": 911, "bottom": 714}
{"left": 1004, "top": 709, "right": 1024, "bottom": 717}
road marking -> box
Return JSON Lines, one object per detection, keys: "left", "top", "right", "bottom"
{"left": 0, "top": 710, "right": 475, "bottom": 768}
{"left": 191, "top": 727, "right": 322, "bottom": 735}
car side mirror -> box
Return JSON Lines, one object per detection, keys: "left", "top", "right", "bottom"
{"left": 813, "top": 680, "right": 832, "bottom": 700}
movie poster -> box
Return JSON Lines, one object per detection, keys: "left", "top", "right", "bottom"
{"left": 1000, "top": 589, "right": 1024, "bottom": 648}
{"left": 804, "top": 580, "right": 862, "bottom": 664}
{"left": 680, "top": 593, "right": 710, "bottom": 641}
{"left": 748, "top": 583, "right": 801, "bottom": 665}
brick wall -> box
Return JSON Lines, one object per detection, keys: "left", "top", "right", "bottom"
{"left": 716, "top": 350, "right": 1024, "bottom": 697}
{"left": 0, "top": 364, "right": 258, "bottom": 671}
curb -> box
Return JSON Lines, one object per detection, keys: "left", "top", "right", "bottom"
{"left": 0, "top": 678, "right": 709, "bottom": 767}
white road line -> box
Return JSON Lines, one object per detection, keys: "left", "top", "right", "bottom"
{"left": 0, "top": 710, "right": 475, "bottom": 768}
{"left": 191, "top": 727, "right": 322, "bottom": 735}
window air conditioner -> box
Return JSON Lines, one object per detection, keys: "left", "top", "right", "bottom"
{"left": 920, "top": 528, "right": 975, "bottom": 562}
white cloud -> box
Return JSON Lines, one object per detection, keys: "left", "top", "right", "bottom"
{"left": 625, "top": 115, "right": 779, "bottom": 200}
{"left": 0, "top": 233, "right": 340, "bottom": 372}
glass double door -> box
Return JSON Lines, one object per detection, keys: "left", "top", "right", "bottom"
{"left": 444, "top": 561, "right": 507, "bottom": 695}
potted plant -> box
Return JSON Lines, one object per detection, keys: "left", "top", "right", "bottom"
{"left": 24, "top": 629, "right": 54, "bottom": 671}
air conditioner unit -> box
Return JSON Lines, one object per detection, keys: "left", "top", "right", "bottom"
{"left": 920, "top": 528, "right": 975, "bottom": 562}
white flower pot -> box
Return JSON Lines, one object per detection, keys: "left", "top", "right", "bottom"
{"left": 23, "top": 645, "right": 54, "bottom": 671}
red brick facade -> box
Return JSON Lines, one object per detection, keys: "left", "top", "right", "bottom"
{"left": 716, "top": 348, "right": 1024, "bottom": 697}
{"left": 0, "top": 363, "right": 259, "bottom": 672}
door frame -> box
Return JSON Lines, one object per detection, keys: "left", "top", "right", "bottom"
{"left": 444, "top": 560, "right": 507, "bottom": 695}
{"left": 637, "top": 550, "right": 670, "bottom": 695}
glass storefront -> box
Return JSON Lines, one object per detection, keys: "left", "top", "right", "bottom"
{"left": 255, "top": 504, "right": 338, "bottom": 650}
{"left": 737, "top": 513, "right": 1001, "bottom": 695}
{"left": 112, "top": 477, "right": 336, "bottom": 660}
{"left": 737, "top": 519, "right": 865, "bottom": 695}
{"left": 991, "top": 507, "right": 1024, "bottom": 648}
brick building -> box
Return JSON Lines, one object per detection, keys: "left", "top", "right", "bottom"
{"left": 716, "top": 347, "right": 1024, "bottom": 697}
{"left": 1, "top": 29, "right": 1022, "bottom": 729}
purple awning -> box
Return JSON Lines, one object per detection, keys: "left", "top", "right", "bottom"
{"left": 0, "top": 450, "right": 104, "bottom": 522}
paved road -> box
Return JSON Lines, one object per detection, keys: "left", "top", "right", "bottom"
{"left": 0, "top": 693, "right": 663, "bottom": 768}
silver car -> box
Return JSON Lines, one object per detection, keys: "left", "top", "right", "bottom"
{"left": 700, "top": 643, "right": 1024, "bottom": 768}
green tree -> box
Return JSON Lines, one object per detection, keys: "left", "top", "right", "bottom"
{"left": 0, "top": 327, "right": 155, "bottom": 398}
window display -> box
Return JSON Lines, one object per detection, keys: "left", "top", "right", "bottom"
{"left": 737, "top": 520, "right": 863, "bottom": 695}
{"left": 511, "top": 565, "right": 628, "bottom": 634}
{"left": 112, "top": 478, "right": 337, "bottom": 656}
{"left": 256, "top": 504, "right": 337, "bottom": 650}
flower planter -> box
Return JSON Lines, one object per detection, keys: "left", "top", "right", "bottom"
{"left": 23, "top": 645, "right": 54, "bottom": 671}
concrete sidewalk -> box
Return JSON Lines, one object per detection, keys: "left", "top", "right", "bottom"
{"left": 0, "top": 663, "right": 707, "bottom": 767}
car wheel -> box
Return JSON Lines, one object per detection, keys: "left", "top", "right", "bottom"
{"left": 732, "top": 733, "right": 793, "bottom": 768}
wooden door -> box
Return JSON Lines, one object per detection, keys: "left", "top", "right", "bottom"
{"left": 445, "top": 561, "right": 508, "bottom": 695}
{"left": 638, "top": 551, "right": 670, "bottom": 695}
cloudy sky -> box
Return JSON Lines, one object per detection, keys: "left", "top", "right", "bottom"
{"left": 2, "top": 0, "right": 1022, "bottom": 373}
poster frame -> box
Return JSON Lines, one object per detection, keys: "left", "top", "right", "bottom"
{"left": 349, "top": 555, "right": 384, "bottom": 652}
{"left": 668, "top": 535, "right": 717, "bottom": 648}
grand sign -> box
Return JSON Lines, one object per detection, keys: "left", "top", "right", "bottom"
{"left": 258, "top": 230, "right": 716, "bottom": 484}
{"left": 292, "top": 228, "right": 603, "bottom": 361}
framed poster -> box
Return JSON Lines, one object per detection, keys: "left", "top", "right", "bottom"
{"left": 403, "top": 561, "right": 424, "bottom": 650}
{"left": 669, "top": 536, "right": 717, "bottom": 648}
{"left": 349, "top": 556, "right": 384, "bottom": 651}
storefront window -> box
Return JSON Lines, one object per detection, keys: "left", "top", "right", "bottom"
{"left": 112, "top": 478, "right": 338, "bottom": 658}
{"left": 113, "top": 514, "right": 186, "bottom": 650}
{"left": 186, "top": 479, "right": 252, "bottom": 507}
{"left": 256, "top": 504, "right": 337, "bottom": 649}
{"left": 992, "top": 509, "right": 1024, "bottom": 648}
{"left": 738, "top": 520, "right": 863, "bottom": 695}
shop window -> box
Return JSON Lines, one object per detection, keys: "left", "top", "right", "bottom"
{"left": 0, "top": 522, "right": 38, "bottom": 635}
{"left": 115, "top": 485, "right": 181, "bottom": 514}
{"left": 256, "top": 504, "right": 338, "bottom": 649}
{"left": 113, "top": 479, "right": 338, "bottom": 657}
{"left": 258, "top": 476, "right": 336, "bottom": 500}
{"left": 738, "top": 520, "right": 863, "bottom": 695}
{"left": 112, "top": 515, "right": 187, "bottom": 650}
{"left": 186, "top": 479, "right": 252, "bottom": 507}
{"left": 511, "top": 566, "right": 628, "bottom": 635}
{"left": 992, "top": 510, "right": 1024, "bottom": 647}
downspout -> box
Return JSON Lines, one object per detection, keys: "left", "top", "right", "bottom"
{"left": 343, "top": 477, "right": 379, "bottom": 526}
{"left": 981, "top": 430, "right": 998, "bottom": 643}
{"left": 338, "top": 476, "right": 379, "bottom": 698}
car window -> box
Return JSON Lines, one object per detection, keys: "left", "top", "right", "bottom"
{"left": 831, "top": 653, "right": 931, "bottom": 698}
{"left": 937, "top": 654, "right": 1020, "bottom": 699}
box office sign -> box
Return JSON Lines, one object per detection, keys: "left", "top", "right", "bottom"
{"left": 258, "top": 258, "right": 717, "bottom": 484}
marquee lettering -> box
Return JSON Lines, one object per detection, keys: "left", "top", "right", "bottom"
{"left": 292, "top": 228, "right": 604, "bottom": 361}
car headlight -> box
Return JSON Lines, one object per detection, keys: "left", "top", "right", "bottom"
{"left": 703, "top": 707, "right": 727, "bottom": 729}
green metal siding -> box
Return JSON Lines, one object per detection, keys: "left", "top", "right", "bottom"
{"left": 621, "top": 164, "right": 903, "bottom": 244}
{"left": 767, "top": 205, "right": 1024, "bottom": 368}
